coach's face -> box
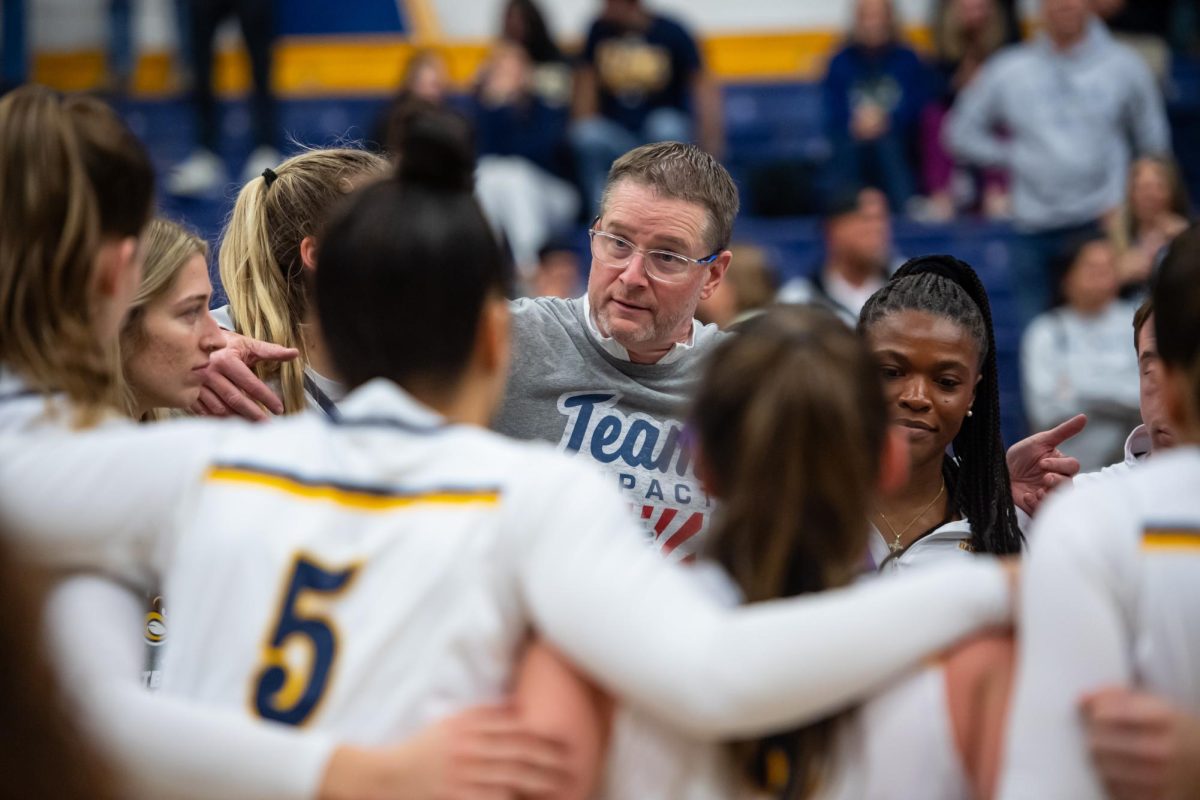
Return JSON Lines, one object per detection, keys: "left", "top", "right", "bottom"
{"left": 587, "top": 180, "right": 730, "bottom": 363}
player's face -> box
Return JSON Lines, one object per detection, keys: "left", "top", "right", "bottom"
{"left": 1137, "top": 317, "right": 1177, "bottom": 452}
{"left": 587, "top": 180, "right": 728, "bottom": 362}
{"left": 124, "top": 254, "right": 223, "bottom": 413}
{"left": 867, "top": 310, "right": 981, "bottom": 472}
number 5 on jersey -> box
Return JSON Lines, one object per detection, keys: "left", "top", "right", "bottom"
{"left": 252, "top": 554, "right": 360, "bottom": 726}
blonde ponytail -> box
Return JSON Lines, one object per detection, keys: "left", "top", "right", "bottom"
{"left": 218, "top": 147, "right": 388, "bottom": 413}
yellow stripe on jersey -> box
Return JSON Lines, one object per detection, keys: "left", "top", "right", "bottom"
{"left": 1143, "top": 528, "right": 1200, "bottom": 552}
{"left": 205, "top": 465, "right": 501, "bottom": 512}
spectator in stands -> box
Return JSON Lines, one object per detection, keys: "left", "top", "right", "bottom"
{"left": 473, "top": 42, "right": 579, "bottom": 281}
{"left": 373, "top": 50, "right": 452, "bottom": 150}
{"left": 922, "top": 0, "right": 1014, "bottom": 220}
{"left": 695, "top": 244, "right": 777, "bottom": 329}
{"left": 167, "top": 0, "right": 279, "bottom": 197}
{"left": 1021, "top": 234, "right": 1141, "bottom": 471}
{"left": 777, "top": 187, "right": 896, "bottom": 325}
{"left": 946, "top": 0, "right": 1170, "bottom": 330}
{"left": 500, "top": 0, "right": 571, "bottom": 106}
{"left": 570, "top": 0, "right": 723, "bottom": 211}
{"left": 1110, "top": 155, "right": 1190, "bottom": 289}
{"left": 530, "top": 241, "right": 583, "bottom": 299}
{"left": 821, "top": 0, "right": 929, "bottom": 214}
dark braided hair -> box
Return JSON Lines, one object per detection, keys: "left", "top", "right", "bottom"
{"left": 858, "top": 255, "right": 1023, "bottom": 555}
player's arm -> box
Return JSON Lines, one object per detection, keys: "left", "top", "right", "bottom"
{"left": 513, "top": 638, "right": 612, "bottom": 800}
{"left": 943, "top": 634, "right": 1017, "bottom": 800}
{"left": 997, "top": 486, "right": 1137, "bottom": 800}
{"left": 512, "top": 459, "right": 1013, "bottom": 739}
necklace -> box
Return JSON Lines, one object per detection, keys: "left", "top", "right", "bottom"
{"left": 877, "top": 482, "right": 946, "bottom": 553}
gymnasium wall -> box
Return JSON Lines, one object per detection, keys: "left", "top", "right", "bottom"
{"left": 18, "top": 0, "right": 1042, "bottom": 95}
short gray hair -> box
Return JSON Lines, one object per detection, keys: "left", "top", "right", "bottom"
{"left": 600, "top": 142, "right": 739, "bottom": 253}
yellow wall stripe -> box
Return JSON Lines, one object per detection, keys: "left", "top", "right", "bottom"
{"left": 31, "top": 26, "right": 937, "bottom": 98}
{"left": 1143, "top": 531, "right": 1200, "bottom": 552}
{"left": 206, "top": 465, "right": 501, "bottom": 511}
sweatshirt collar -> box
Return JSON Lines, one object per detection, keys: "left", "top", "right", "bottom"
{"left": 580, "top": 295, "right": 698, "bottom": 366}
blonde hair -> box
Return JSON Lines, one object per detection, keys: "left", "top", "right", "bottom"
{"left": 0, "top": 85, "right": 154, "bottom": 425}
{"left": 218, "top": 147, "right": 388, "bottom": 412}
{"left": 117, "top": 218, "right": 208, "bottom": 420}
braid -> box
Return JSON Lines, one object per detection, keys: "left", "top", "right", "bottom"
{"left": 860, "top": 255, "right": 1023, "bottom": 555}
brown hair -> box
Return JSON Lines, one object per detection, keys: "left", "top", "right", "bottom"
{"left": 0, "top": 85, "right": 154, "bottom": 422}
{"left": 1115, "top": 156, "right": 1191, "bottom": 252}
{"left": 0, "top": 534, "right": 116, "bottom": 799}
{"left": 1152, "top": 224, "right": 1200, "bottom": 424}
{"left": 118, "top": 218, "right": 209, "bottom": 420}
{"left": 601, "top": 141, "right": 740, "bottom": 253}
{"left": 696, "top": 306, "right": 888, "bottom": 798}
{"left": 1133, "top": 297, "right": 1154, "bottom": 353}
{"left": 219, "top": 147, "right": 388, "bottom": 412}
{"left": 934, "top": 0, "right": 1006, "bottom": 63}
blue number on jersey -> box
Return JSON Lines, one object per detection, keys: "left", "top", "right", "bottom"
{"left": 253, "top": 554, "right": 359, "bottom": 726}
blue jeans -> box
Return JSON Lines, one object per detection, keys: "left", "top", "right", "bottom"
{"left": 828, "top": 131, "right": 916, "bottom": 211}
{"left": 570, "top": 108, "right": 693, "bottom": 214}
{"left": 1008, "top": 220, "right": 1102, "bottom": 331}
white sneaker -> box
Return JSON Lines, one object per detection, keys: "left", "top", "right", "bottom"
{"left": 166, "top": 149, "right": 227, "bottom": 197}
{"left": 242, "top": 145, "right": 282, "bottom": 185}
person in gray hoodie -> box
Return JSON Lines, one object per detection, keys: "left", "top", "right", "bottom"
{"left": 945, "top": 0, "right": 1169, "bottom": 330}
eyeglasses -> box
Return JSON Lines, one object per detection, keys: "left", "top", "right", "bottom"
{"left": 587, "top": 224, "right": 720, "bottom": 284}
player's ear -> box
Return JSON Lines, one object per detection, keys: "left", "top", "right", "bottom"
{"left": 300, "top": 236, "right": 319, "bottom": 273}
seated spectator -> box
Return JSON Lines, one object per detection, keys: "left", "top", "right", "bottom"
{"left": 530, "top": 241, "right": 583, "bottom": 299}
{"left": 373, "top": 50, "right": 452, "bottom": 150}
{"left": 473, "top": 42, "right": 579, "bottom": 280}
{"left": 1109, "top": 155, "right": 1190, "bottom": 289}
{"left": 570, "top": 0, "right": 723, "bottom": 211}
{"left": 921, "top": 0, "right": 1013, "bottom": 220}
{"left": 1021, "top": 235, "right": 1141, "bottom": 472}
{"left": 500, "top": 0, "right": 571, "bottom": 106}
{"left": 695, "top": 244, "right": 777, "bottom": 330}
{"left": 946, "top": 0, "right": 1170, "bottom": 330}
{"left": 822, "top": 0, "right": 929, "bottom": 213}
{"left": 777, "top": 187, "right": 897, "bottom": 325}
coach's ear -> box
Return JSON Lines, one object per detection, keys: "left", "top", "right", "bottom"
{"left": 698, "top": 250, "right": 732, "bottom": 302}
{"left": 878, "top": 427, "right": 911, "bottom": 497}
{"left": 300, "top": 236, "right": 319, "bottom": 273}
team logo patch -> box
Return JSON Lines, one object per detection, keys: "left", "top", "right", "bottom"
{"left": 144, "top": 596, "right": 166, "bottom": 646}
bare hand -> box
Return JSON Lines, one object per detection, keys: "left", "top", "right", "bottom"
{"left": 851, "top": 103, "right": 888, "bottom": 141}
{"left": 1083, "top": 687, "right": 1200, "bottom": 800}
{"left": 1006, "top": 415, "right": 1086, "bottom": 516}
{"left": 190, "top": 330, "right": 298, "bottom": 421}
{"left": 320, "top": 705, "right": 572, "bottom": 800}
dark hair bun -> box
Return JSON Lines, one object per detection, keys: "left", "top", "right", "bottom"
{"left": 391, "top": 100, "right": 475, "bottom": 192}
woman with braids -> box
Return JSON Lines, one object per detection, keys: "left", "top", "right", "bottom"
{"left": 602, "top": 305, "right": 1015, "bottom": 799}
{"left": 858, "top": 255, "right": 1023, "bottom": 570}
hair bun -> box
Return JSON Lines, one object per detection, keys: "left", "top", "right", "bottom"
{"left": 390, "top": 100, "right": 475, "bottom": 192}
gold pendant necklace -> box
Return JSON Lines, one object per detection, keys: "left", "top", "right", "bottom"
{"left": 877, "top": 482, "right": 946, "bottom": 553}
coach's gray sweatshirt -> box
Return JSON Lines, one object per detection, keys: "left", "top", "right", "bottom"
{"left": 946, "top": 18, "right": 1169, "bottom": 232}
{"left": 493, "top": 296, "right": 725, "bottom": 559}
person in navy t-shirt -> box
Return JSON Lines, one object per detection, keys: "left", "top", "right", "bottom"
{"left": 570, "top": 0, "right": 723, "bottom": 211}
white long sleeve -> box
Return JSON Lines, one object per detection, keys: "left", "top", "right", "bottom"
{"left": 46, "top": 577, "right": 335, "bottom": 800}
{"left": 0, "top": 425, "right": 338, "bottom": 800}
{"left": 998, "top": 482, "right": 1137, "bottom": 800}
{"left": 512, "top": 458, "right": 1013, "bottom": 738}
